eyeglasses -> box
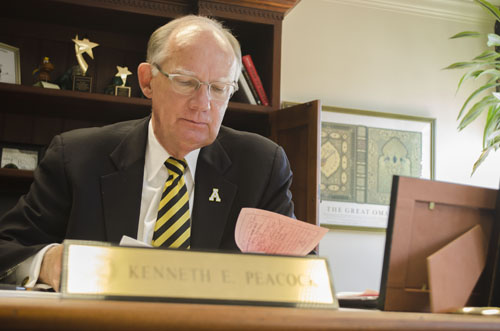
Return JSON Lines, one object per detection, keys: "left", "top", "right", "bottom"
{"left": 153, "top": 63, "right": 238, "bottom": 101}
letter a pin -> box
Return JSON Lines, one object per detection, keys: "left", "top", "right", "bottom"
{"left": 208, "top": 188, "right": 221, "bottom": 202}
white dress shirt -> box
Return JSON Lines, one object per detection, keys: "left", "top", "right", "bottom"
{"left": 137, "top": 120, "right": 199, "bottom": 244}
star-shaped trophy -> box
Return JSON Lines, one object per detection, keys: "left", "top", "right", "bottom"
{"left": 71, "top": 35, "right": 99, "bottom": 92}
{"left": 114, "top": 66, "right": 132, "bottom": 97}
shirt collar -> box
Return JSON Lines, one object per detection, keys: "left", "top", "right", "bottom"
{"left": 145, "top": 119, "right": 199, "bottom": 181}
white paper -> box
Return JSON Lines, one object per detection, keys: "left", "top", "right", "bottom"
{"left": 119, "top": 235, "right": 151, "bottom": 248}
{"left": 235, "top": 208, "right": 328, "bottom": 256}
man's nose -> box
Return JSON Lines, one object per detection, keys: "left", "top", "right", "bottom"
{"left": 189, "top": 84, "right": 211, "bottom": 110}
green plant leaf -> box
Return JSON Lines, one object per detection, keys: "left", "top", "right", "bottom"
{"left": 472, "top": 148, "right": 491, "bottom": 175}
{"left": 450, "top": 0, "right": 500, "bottom": 175}
{"left": 487, "top": 76, "right": 498, "bottom": 85}
{"left": 486, "top": 130, "right": 500, "bottom": 146}
{"left": 450, "top": 31, "right": 481, "bottom": 39}
{"left": 471, "top": 116, "right": 500, "bottom": 175}
{"left": 484, "top": 134, "right": 500, "bottom": 152}
{"left": 477, "top": 68, "right": 500, "bottom": 80}
{"left": 455, "top": 69, "right": 494, "bottom": 94}
{"left": 444, "top": 60, "right": 500, "bottom": 70}
{"left": 487, "top": 33, "right": 500, "bottom": 47}
{"left": 471, "top": 134, "right": 500, "bottom": 175}
{"left": 458, "top": 82, "right": 500, "bottom": 119}
{"left": 456, "top": 70, "right": 487, "bottom": 93}
{"left": 457, "top": 71, "right": 475, "bottom": 93}
{"left": 444, "top": 61, "right": 479, "bottom": 69}
{"left": 473, "top": 50, "right": 500, "bottom": 60}
{"left": 484, "top": 105, "right": 500, "bottom": 145}
{"left": 483, "top": 105, "right": 499, "bottom": 139}
{"left": 475, "top": 0, "right": 500, "bottom": 22}
{"left": 458, "top": 96, "right": 498, "bottom": 129}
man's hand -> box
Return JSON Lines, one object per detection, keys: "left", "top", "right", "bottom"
{"left": 39, "top": 244, "right": 63, "bottom": 291}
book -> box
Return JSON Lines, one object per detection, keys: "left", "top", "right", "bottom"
{"left": 241, "top": 65, "right": 261, "bottom": 105}
{"left": 242, "top": 54, "right": 269, "bottom": 106}
{"left": 237, "top": 71, "right": 257, "bottom": 105}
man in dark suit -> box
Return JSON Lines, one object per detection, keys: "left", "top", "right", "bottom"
{"left": 0, "top": 15, "right": 294, "bottom": 290}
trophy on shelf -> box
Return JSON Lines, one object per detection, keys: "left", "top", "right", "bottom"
{"left": 104, "top": 66, "right": 132, "bottom": 97}
{"left": 33, "top": 56, "right": 60, "bottom": 89}
{"left": 114, "top": 66, "right": 132, "bottom": 97}
{"left": 71, "top": 35, "right": 99, "bottom": 92}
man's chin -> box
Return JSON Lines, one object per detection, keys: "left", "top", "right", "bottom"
{"left": 182, "top": 135, "right": 215, "bottom": 151}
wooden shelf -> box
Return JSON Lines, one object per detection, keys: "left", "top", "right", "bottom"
{"left": 0, "top": 83, "right": 273, "bottom": 122}
{"left": 0, "top": 82, "right": 275, "bottom": 142}
{"left": 0, "top": 168, "right": 34, "bottom": 193}
{"left": 0, "top": 168, "right": 34, "bottom": 180}
{"left": 1, "top": 83, "right": 151, "bottom": 123}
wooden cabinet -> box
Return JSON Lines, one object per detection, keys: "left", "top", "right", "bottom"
{"left": 0, "top": 0, "right": 319, "bottom": 226}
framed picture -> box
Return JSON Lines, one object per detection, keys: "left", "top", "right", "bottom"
{"left": 318, "top": 105, "right": 435, "bottom": 229}
{"left": 0, "top": 42, "right": 21, "bottom": 84}
{"left": 0, "top": 143, "right": 43, "bottom": 171}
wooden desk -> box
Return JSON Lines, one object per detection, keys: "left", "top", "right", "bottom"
{"left": 1, "top": 295, "right": 499, "bottom": 330}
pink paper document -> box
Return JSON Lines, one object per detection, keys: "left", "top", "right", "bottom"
{"left": 235, "top": 208, "right": 328, "bottom": 255}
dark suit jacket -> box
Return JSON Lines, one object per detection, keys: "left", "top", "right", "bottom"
{"left": 0, "top": 116, "right": 294, "bottom": 277}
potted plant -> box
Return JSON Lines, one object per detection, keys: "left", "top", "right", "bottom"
{"left": 445, "top": 0, "right": 500, "bottom": 174}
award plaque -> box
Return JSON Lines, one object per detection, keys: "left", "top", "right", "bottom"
{"left": 114, "top": 85, "right": 131, "bottom": 97}
{"left": 73, "top": 70, "right": 92, "bottom": 93}
{"left": 71, "top": 35, "right": 99, "bottom": 93}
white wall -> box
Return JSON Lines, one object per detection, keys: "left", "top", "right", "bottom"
{"left": 281, "top": 0, "right": 500, "bottom": 292}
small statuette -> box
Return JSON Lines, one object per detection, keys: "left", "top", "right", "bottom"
{"left": 114, "top": 66, "right": 132, "bottom": 97}
{"left": 32, "top": 57, "right": 59, "bottom": 89}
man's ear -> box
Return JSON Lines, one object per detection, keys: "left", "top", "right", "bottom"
{"left": 137, "top": 62, "right": 153, "bottom": 99}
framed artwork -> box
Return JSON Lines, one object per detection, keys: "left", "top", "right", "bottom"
{"left": 0, "top": 143, "right": 43, "bottom": 171}
{"left": 319, "top": 105, "right": 435, "bottom": 229}
{"left": 0, "top": 42, "right": 21, "bottom": 84}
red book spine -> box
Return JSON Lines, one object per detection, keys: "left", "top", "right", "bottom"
{"left": 241, "top": 54, "right": 269, "bottom": 106}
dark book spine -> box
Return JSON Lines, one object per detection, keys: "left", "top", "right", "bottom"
{"left": 241, "top": 65, "right": 261, "bottom": 105}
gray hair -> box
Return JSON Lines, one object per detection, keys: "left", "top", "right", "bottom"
{"left": 147, "top": 15, "right": 242, "bottom": 81}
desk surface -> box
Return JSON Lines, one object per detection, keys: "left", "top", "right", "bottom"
{"left": 1, "top": 293, "right": 500, "bottom": 331}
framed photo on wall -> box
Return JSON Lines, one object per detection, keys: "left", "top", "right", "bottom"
{"left": 0, "top": 42, "right": 21, "bottom": 84}
{"left": 319, "top": 105, "right": 435, "bottom": 229}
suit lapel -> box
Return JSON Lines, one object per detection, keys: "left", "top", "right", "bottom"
{"left": 100, "top": 117, "right": 149, "bottom": 243}
{"left": 99, "top": 118, "right": 237, "bottom": 246}
{"left": 191, "top": 138, "right": 237, "bottom": 249}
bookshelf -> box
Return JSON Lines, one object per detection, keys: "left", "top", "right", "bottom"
{"left": 0, "top": 0, "right": 320, "bottom": 226}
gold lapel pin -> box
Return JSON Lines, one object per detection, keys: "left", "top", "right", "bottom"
{"left": 208, "top": 188, "right": 221, "bottom": 202}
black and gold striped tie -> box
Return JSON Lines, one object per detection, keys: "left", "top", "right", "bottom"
{"left": 152, "top": 157, "right": 190, "bottom": 248}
